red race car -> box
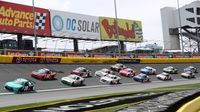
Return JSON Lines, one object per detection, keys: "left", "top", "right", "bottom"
{"left": 31, "top": 68, "right": 56, "bottom": 80}
{"left": 119, "top": 68, "right": 136, "bottom": 77}
{"left": 71, "top": 67, "right": 91, "bottom": 78}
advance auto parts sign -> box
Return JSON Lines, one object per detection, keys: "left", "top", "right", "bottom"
{"left": 0, "top": 1, "right": 51, "bottom": 36}
{"left": 100, "top": 17, "right": 143, "bottom": 42}
{"left": 50, "top": 10, "right": 100, "bottom": 40}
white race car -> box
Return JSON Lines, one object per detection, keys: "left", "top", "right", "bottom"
{"left": 181, "top": 71, "right": 195, "bottom": 79}
{"left": 163, "top": 66, "right": 178, "bottom": 74}
{"left": 61, "top": 74, "right": 85, "bottom": 86}
{"left": 100, "top": 74, "right": 121, "bottom": 84}
{"left": 95, "top": 68, "right": 114, "bottom": 77}
{"left": 156, "top": 72, "right": 172, "bottom": 81}
{"left": 110, "top": 63, "right": 126, "bottom": 72}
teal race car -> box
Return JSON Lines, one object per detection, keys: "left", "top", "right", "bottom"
{"left": 5, "top": 78, "right": 35, "bottom": 93}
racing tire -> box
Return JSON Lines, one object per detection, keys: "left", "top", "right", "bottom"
{"left": 71, "top": 82, "right": 74, "bottom": 86}
{"left": 29, "top": 86, "right": 34, "bottom": 91}
{"left": 19, "top": 88, "right": 24, "bottom": 92}
{"left": 80, "top": 81, "right": 83, "bottom": 85}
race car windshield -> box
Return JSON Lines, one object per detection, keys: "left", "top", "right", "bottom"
{"left": 13, "top": 79, "right": 24, "bottom": 84}
{"left": 68, "top": 75, "right": 77, "bottom": 79}
{"left": 37, "top": 69, "right": 48, "bottom": 74}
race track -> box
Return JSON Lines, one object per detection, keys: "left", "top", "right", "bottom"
{"left": 0, "top": 63, "right": 200, "bottom": 107}
{"left": 0, "top": 63, "right": 200, "bottom": 93}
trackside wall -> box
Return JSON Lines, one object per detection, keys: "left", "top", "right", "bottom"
{"left": 0, "top": 56, "right": 199, "bottom": 64}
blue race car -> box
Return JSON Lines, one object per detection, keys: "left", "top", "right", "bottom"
{"left": 5, "top": 78, "right": 35, "bottom": 93}
{"left": 140, "top": 66, "right": 156, "bottom": 75}
{"left": 184, "top": 66, "right": 197, "bottom": 73}
{"left": 133, "top": 73, "right": 150, "bottom": 82}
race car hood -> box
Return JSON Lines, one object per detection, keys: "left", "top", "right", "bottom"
{"left": 61, "top": 77, "right": 74, "bottom": 82}
{"left": 5, "top": 82, "right": 22, "bottom": 88}
{"left": 140, "top": 68, "right": 149, "bottom": 72}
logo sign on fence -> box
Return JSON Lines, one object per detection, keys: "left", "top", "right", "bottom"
{"left": 12, "top": 57, "right": 61, "bottom": 64}
{"left": 0, "top": 1, "right": 51, "bottom": 36}
{"left": 117, "top": 59, "right": 140, "bottom": 64}
{"left": 50, "top": 10, "right": 100, "bottom": 40}
{"left": 100, "top": 17, "right": 143, "bottom": 42}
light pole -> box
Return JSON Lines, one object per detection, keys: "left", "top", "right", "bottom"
{"left": 177, "top": 0, "right": 184, "bottom": 53}
{"left": 114, "top": 0, "right": 121, "bottom": 57}
{"left": 32, "top": 0, "right": 38, "bottom": 55}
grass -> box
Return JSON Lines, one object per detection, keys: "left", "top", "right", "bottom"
{"left": 1, "top": 83, "right": 200, "bottom": 112}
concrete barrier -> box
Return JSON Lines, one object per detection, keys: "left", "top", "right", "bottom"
{"left": 177, "top": 96, "right": 200, "bottom": 112}
{"left": 0, "top": 55, "right": 200, "bottom": 64}
{"left": 139, "top": 58, "right": 200, "bottom": 64}
{"left": 0, "top": 55, "right": 13, "bottom": 63}
{"left": 60, "top": 57, "right": 117, "bottom": 64}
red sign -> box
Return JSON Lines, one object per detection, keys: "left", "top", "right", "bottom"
{"left": 12, "top": 57, "right": 61, "bottom": 64}
{"left": 65, "top": 52, "right": 85, "bottom": 57}
{"left": 38, "top": 51, "right": 64, "bottom": 56}
{"left": 0, "top": 1, "right": 51, "bottom": 36}
{"left": 155, "top": 54, "right": 169, "bottom": 58}
{"left": 92, "top": 53, "right": 112, "bottom": 58}
{"left": 4, "top": 49, "right": 34, "bottom": 56}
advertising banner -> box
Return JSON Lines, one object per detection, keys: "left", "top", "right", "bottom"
{"left": 0, "top": 1, "right": 51, "bottom": 36}
{"left": 50, "top": 10, "right": 100, "bottom": 40}
{"left": 4, "top": 49, "right": 34, "bottom": 56}
{"left": 99, "top": 17, "right": 143, "bottom": 42}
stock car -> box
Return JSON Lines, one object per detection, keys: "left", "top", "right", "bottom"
{"left": 95, "top": 68, "right": 114, "bottom": 77}
{"left": 100, "top": 74, "right": 121, "bottom": 84}
{"left": 119, "top": 68, "right": 136, "bottom": 77}
{"left": 71, "top": 67, "right": 91, "bottom": 78}
{"left": 156, "top": 72, "right": 172, "bottom": 81}
{"left": 184, "top": 66, "right": 197, "bottom": 73}
{"left": 5, "top": 78, "right": 35, "bottom": 93}
{"left": 110, "top": 63, "right": 126, "bottom": 72}
{"left": 133, "top": 73, "right": 150, "bottom": 82}
{"left": 61, "top": 74, "right": 85, "bottom": 86}
{"left": 140, "top": 66, "right": 156, "bottom": 75}
{"left": 163, "top": 66, "right": 178, "bottom": 74}
{"left": 31, "top": 68, "right": 56, "bottom": 80}
{"left": 181, "top": 71, "right": 195, "bottom": 79}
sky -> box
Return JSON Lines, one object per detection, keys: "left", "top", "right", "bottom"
{"left": 1, "top": 0, "right": 196, "bottom": 51}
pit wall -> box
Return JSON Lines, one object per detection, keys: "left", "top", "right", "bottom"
{"left": 0, "top": 55, "right": 199, "bottom": 64}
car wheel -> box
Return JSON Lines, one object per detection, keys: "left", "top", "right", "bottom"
{"left": 71, "top": 82, "right": 74, "bottom": 86}
{"left": 19, "top": 88, "right": 24, "bottom": 92}
{"left": 141, "top": 79, "right": 144, "bottom": 82}
{"left": 110, "top": 81, "right": 113, "bottom": 85}
{"left": 29, "top": 86, "right": 34, "bottom": 91}
{"left": 80, "top": 81, "right": 83, "bottom": 85}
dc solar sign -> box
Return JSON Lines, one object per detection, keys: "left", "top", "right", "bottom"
{"left": 50, "top": 10, "right": 100, "bottom": 40}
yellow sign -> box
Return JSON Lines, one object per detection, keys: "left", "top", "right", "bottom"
{"left": 100, "top": 17, "right": 143, "bottom": 42}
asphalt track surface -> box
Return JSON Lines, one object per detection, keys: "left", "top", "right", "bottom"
{"left": 0, "top": 63, "right": 200, "bottom": 107}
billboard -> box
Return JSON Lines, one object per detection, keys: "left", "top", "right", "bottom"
{"left": 0, "top": 1, "right": 51, "bottom": 36}
{"left": 50, "top": 10, "right": 100, "bottom": 40}
{"left": 100, "top": 17, "right": 143, "bottom": 42}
